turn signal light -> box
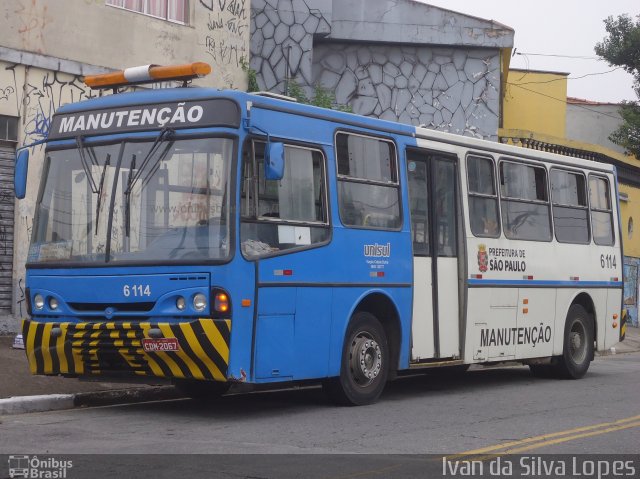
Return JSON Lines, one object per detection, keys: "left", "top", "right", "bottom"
{"left": 215, "top": 293, "right": 229, "bottom": 313}
{"left": 84, "top": 62, "right": 212, "bottom": 89}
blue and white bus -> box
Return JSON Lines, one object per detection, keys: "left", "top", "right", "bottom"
{"left": 16, "top": 63, "right": 624, "bottom": 405}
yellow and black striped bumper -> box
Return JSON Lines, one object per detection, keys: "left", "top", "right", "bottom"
{"left": 22, "top": 318, "right": 231, "bottom": 381}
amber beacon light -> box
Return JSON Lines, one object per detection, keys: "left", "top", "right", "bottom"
{"left": 83, "top": 62, "right": 212, "bottom": 89}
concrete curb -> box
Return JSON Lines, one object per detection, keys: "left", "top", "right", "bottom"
{"left": 0, "top": 386, "right": 183, "bottom": 416}
{"left": 0, "top": 394, "right": 75, "bottom": 415}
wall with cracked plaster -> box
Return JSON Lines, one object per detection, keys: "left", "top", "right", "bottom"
{"left": 250, "top": 0, "right": 512, "bottom": 140}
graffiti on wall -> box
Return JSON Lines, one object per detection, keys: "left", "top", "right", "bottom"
{"left": 624, "top": 260, "right": 639, "bottom": 327}
{"left": 200, "top": 0, "right": 249, "bottom": 84}
{"left": 0, "top": 61, "right": 100, "bottom": 316}
{"left": 2, "top": 64, "right": 99, "bottom": 143}
{"left": 14, "top": 0, "right": 53, "bottom": 54}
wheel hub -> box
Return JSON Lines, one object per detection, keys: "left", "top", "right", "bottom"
{"left": 350, "top": 334, "right": 382, "bottom": 386}
{"left": 569, "top": 321, "right": 587, "bottom": 363}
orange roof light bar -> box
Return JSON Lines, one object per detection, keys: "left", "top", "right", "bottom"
{"left": 83, "top": 62, "right": 211, "bottom": 89}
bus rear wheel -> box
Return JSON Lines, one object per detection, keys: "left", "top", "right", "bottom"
{"left": 324, "top": 312, "right": 389, "bottom": 406}
{"left": 554, "top": 304, "right": 594, "bottom": 379}
{"left": 173, "top": 379, "right": 230, "bottom": 401}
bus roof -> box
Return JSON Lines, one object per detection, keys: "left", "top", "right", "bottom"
{"left": 54, "top": 87, "right": 615, "bottom": 175}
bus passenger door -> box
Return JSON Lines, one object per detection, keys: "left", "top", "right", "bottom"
{"left": 407, "top": 149, "right": 460, "bottom": 360}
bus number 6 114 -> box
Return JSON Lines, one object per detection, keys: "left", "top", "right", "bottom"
{"left": 600, "top": 254, "right": 617, "bottom": 269}
{"left": 123, "top": 284, "right": 151, "bottom": 297}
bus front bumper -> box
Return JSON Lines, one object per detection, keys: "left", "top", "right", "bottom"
{"left": 21, "top": 318, "right": 231, "bottom": 381}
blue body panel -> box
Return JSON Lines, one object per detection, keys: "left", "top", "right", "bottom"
{"left": 27, "top": 88, "right": 421, "bottom": 384}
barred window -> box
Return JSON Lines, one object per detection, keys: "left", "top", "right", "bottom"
{"left": 106, "top": 0, "right": 188, "bottom": 24}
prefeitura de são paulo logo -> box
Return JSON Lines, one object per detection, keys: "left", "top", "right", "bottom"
{"left": 477, "top": 244, "right": 488, "bottom": 273}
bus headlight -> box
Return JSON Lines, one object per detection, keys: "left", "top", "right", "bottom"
{"left": 176, "top": 296, "right": 186, "bottom": 311}
{"left": 193, "top": 293, "right": 207, "bottom": 312}
{"left": 48, "top": 297, "right": 59, "bottom": 310}
{"left": 34, "top": 294, "right": 45, "bottom": 310}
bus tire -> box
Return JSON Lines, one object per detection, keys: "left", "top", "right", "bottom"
{"left": 324, "top": 312, "right": 389, "bottom": 406}
{"left": 173, "top": 379, "right": 230, "bottom": 401}
{"left": 554, "top": 304, "right": 594, "bottom": 379}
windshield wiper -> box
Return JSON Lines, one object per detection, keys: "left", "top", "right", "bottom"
{"left": 125, "top": 127, "right": 174, "bottom": 195}
{"left": 123, "top": 128, "right": 174, "bottom": 239}
{"left": 94, "top": 154, "right": 111, "bottom": 235}
{"left": 124, "top": 154, "right": 136, "bottom": 238}
{"left": 76, "top": 136, "right": 99, "bottom": 193}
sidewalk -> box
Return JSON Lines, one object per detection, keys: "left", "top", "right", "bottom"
{"left": 0, "top": 335, "right": 182, "bottom": 414}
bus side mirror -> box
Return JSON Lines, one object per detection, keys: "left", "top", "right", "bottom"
{"left": 15, "top": 149, "right": 29, "bottom": 199}
{"left": 264, "top": 142, "right": 285, "bottom": 181}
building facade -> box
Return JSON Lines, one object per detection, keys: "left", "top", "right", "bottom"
{"left": 0, "top": 0, "right": 250, "bottom": 332}
{"left": 250, "top": 0, "right": 514, "bottom": 140}
{"left": 501, "top": 68, "right": 640, "bottom": 327}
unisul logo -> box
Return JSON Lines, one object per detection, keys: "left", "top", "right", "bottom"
{"left": 364, "top": 242, "right": 391, "bottom": 258}
{"left": 8, "top": 455, "right": 73, "bottom": 478}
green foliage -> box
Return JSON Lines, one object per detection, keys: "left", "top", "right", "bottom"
{"left": 239, "top": 61, "right": 352, "bottom": 112}
{"left": 285, "top": 78, "right": 352, "bottom": 112}
{"left": 595, "top": 15, "right": 640, "bottom": 86}
{"left": 291, "top": 79, "right": 352, "bottom": 112}
{"left": 610, "top": 102, "right": 640, "bottom": 158}
{"left": 239, "top": 57, "right": 259, "bottom": 93}
{"left": 286, "top": 80, "right": 309, "bottom": 103}
{"left": 595, "top": 14, "right": 640, "bottom": 155}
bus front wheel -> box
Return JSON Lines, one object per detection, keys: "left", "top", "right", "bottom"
{"left": 324, "top": 312, "right": 389, "bottom": 406}
{"left": 554, "top": 304, "right": 594, "bottom": 379}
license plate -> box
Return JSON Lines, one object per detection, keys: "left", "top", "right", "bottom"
{"left": 142, "top": 338, "right": 180, "bottom": 352}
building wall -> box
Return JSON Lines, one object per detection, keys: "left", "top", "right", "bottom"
{"left": 311, "top": 43, "right": 501, "bottom": 139}
{"left": 250, "top": 0, "right": 511, "bottom": 140}
{"left": 0, "top": 63, "right": 93, "bottom": 330}
{"left": 1, "top": 0, "right": 250, "bottom": 89}
{"left": 566, "top": 103, "right": 626, "bottom": 156}
{"left": 503, "top": 70, "right": 567, "bottom": 138}
{"left": 0, "top": 0, "right": 251, "bottom": 332}
{"left": 620, "top": 185, "right": 640, "bottom": 326}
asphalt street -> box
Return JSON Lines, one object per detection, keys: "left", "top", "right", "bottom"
{"left": 1, "top": 352, "right": 638, "bottom": 456}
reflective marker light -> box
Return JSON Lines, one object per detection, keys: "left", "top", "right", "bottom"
{"left": 34, "top": 294, "right": 44, "bottom": 310}
{"left": 193, "top": 293, "right": 207, "bottom": 312}
{"left": 48, "top": 297, "right": 59, "bottom": 310}
{"left": 215, "top": 293, "right": 229, "bottom": 313}
{"left": 84, "top": 62, "right": 212, "bottom": 89}
{"left": 176, "top": 296, "right": 186, "bottom": 311}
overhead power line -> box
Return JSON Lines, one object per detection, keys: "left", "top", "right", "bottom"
{"left": 512, "top": 49, "right": 603, "bottom": 61}
{"left": 511, "top": 67, "right": 624, "bottom": 86}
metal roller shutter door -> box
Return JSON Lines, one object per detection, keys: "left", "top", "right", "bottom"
{"left": 0, "top": 144, "right": 15, "bottom": 312}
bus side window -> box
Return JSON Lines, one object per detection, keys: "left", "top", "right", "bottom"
{"left": 499, "top": 160, "right": 552, "bottom": 241}
{"left": 240, "top": 141, "right": 329, "bottom": 257}
{"left": 589, "top": 175, "right": 614, "bottom": 246}
{"left": 550, "top": 169, "right": 589, "bottom": 244}
{"left": 467, "top": 155, "right": 499, "bottom": 237}
{"left": 336, "top": 133, "right": 401, "bottom": 229}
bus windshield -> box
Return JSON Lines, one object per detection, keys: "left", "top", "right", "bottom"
{"left": 29, "top": 136, "right": 234, "bottom": 265}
